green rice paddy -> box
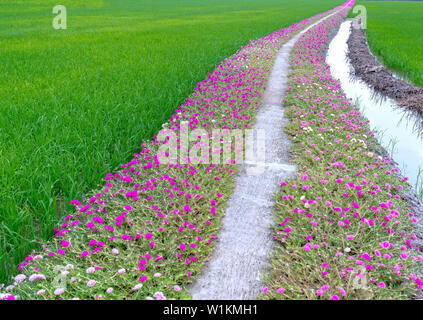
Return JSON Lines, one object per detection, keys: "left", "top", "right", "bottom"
{"left": 356, "top": 0, "right": 423, "bottom": 86}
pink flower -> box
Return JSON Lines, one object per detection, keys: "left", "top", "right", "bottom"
{"left": 61, "top": 240, "right": 70, "bottom": 247}
{"left": 381, "top": 241, "right": 390, "bottom": 248}
{"left": 54, "top": 288, "right": 65, "bottom": 295}
{"left": 87, "top": 280, "right": 96, "bottom": 287}
{"left": 86, "top": 222, "right": 95, "bottom": 228}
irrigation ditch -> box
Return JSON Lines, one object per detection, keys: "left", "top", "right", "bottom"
{"left": 327, "top": 19, "right": 423, "bottom": 298}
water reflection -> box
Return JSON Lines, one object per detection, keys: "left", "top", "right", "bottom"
{"left": 326, "top": 20, "right": 423, "bottom": 192}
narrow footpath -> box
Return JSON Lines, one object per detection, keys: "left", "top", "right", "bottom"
{"left": 189, "top": 5, "right": 350, "bottom": 300}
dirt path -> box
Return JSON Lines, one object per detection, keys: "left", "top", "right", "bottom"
{"left": 347, "top": 27, "right": 423, "bottom": 118}
{"left": 189, "top": 7, "right": 349, "bottom": 300}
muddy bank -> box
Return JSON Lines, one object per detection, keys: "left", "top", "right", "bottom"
{"left": 347, "top": 27, "right": 423, "bottom": 117}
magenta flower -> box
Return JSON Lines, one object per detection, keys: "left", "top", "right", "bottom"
{"left": 276, "top": 287, "right": 285, "bottom": 294}
{"left": 61, "top": 240, "right": 70, "bottom": 247}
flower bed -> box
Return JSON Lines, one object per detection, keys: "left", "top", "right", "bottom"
{"left": 262, "top": 3, "right": 423, "bottom": 300}
{"left": 0, "top": 4, "right": 350, "bottom": 300}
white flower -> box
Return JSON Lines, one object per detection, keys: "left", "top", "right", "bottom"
{"left": 36, "top": 289, "right": 46, "bottom": 295}
{"left": 65, "top": 264, "right": 74, "bottom": 270}
{"left": 54, "top": 288, "right": 65, "bottom": 295}
{"left": 14, "top": 274, "right": 26, "bottom": 284}
{"left": 29, "top": 274, "right": 46, "bottom": 282}
{"left": 117, "top": 268, "right": 126, "bottom": 274}
{"left": 87, "top": 280, "right": 96, "bottom": 287}
{"left": 154, "top": 292, "right": 166, "bottom": 300}
{"left": 112, "top": 248, "right": 119, "bottom": 255}
{"left": 133, "top": 284, "right": 143, "bottom": 291}
{"left": 86, "top": 267, "right": 95, "bottom": 274}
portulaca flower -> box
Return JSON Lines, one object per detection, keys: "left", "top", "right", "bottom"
{"left": 87, "top": 280, "right": 96, "bottom": 287}
{"left": 15, "top": 274, "right": 26, "bottom": 284}
{"left": 65, "top": 264, "right": 74, "bottom": 271}
{"left": 133, "top": 284, "right": 143, "bottom": 291}
{"left": 86, "top": 267, "right": 95, "bottom": 274}
{"left": 54, "top": 288, "right": 65, "bottom": 295}
{"left": 29, "top": 274, "right": 46, "bottom": 282}
{"left": 153, "top": 292, "right": 166, "bottom": 300}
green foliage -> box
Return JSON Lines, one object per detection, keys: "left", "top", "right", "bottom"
{"left": 356, "top": 0, "right": 423, "bottom": 86}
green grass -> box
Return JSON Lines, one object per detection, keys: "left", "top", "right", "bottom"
{"left": 0, "top": 0, "right": 342, "bottom": 284}
{"left": 353, "top": 1, "right": 423, "bottom": 87}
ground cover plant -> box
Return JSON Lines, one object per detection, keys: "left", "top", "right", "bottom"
{"left": 262, "top": 6, "right": 423, "bottom": 299}
{"left": 353, "top": 0, "right": 423, "bottom": 87}
{"left": 0, "top": 3, "right": 350, "bottom": 300}
{"left": 0, "top": 0, "right": 343, "bottom": 283}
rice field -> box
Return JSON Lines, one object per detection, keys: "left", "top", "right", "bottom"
{"left": 355, "top": 0, "right": 423, "bottom": 86}
{"left": 0, "top": 0, "right": 343, "bottom": 284}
